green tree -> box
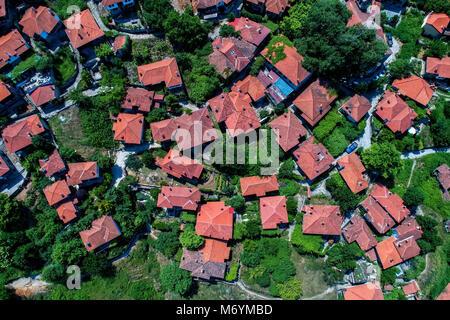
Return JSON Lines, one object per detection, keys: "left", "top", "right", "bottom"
{"left": 41, "top": 264, "right": 66, "bottom": 284}
{"left": 141, "top": 0, "right": 174, "bottom": 32}
{"left": 361, "top": 142, "right": 402, "bottom": 179}
{"left": 0, "top": 194, "right": 22, "bottom": 232}
{"left": 219, "top": 25, "right": 239, "bottom": 38}
{"left": 226, "top": 195, "right": 246, "bottom": 212}
{"left": 403, "top": 186, "right": 425, "bottom": 207}
{"left": 129, "top": 280, "right": 161, "bottom": 300}
{"left": 160, "top": 263, "right": 193, "bottom": 296}
{"left": 155, "top": 231, "right": 180, "bottom": 257}
{"left": 94, "top": 43, "right": 113, "bottom": 59}
{"left": 380, "top": 267, "right": 398, "bottom": 286}
{"left": 277, "top": 277, "right": 302, "bottom": 300}
{"left": 51, "top": 238, "right": 87, "bottom": 266}
{"left": 126, "top": 154, "right": 142, "bottom": 172}
{"left": 179, "top": 229, "right": 204, "bottom": 250}
{"left": 280, "top": 1, "right": 313, "bottom": 39}
{"left": 424, "top": 40, "right": 448, "bottom": 59}
{"left": 249, "top": 56, "right": 265, "bottom": 76}
{"left": 389, "top": 58, "right": 415, "bottom": 80}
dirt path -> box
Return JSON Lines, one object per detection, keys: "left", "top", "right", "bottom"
{"left": 234, "top": 280, "right": 279, "bottom": 300}
{"left": 407, "top": 160, "right": 416, "bottom": 188}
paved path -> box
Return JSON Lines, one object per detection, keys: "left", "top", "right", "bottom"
{"left": 235, "top": 280, "right": 279, "bottom": 300}
{"left": 400, "top": 147, "right": 450, "bottom": 160}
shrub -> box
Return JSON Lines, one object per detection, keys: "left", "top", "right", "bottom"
{"left": 126, "top": 154, "right": 143, "bottom": 172}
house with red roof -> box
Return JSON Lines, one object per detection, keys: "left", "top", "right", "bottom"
{"left": 302, "top": 204, "right": 343, "bottom": 237}
{"left": 394, "top": 216, "right": 422, "bottom": 242}
{"left": 66, "top": 161, "right": 100, "bottom": 187}
{"left": 425, "top": 57, "right": 450, "bottom": 82}
{"left": 402, "top": 281, "right": 420, "bottom": 299}
{"left": 157, "top": 186, "right": 201, "bottom": 216}
{"left": 260, "top": 39, "right": 311, "bottom": 103}
{"left": 0, "top": 154, "right": 11, "bottom": 181}
{"left": 64, "top": 9, "right": 105, "bottom": 50}
{"left": 2, "top": 114, "right": 45, "bottom": 154}
{"left": 195, "top": 201, "right": 234, "bottom": 241}
{"left": 0, "top": 0, "right": 6, "bottom": 20}
{"left": 121, "top": 87, "right": 163, "bottom": 113}
{"left": 394, "top": 235, "right": 421, "bottom": 262}
{"left": 179, "top": 246, "right": 228, "bottom": 280}
{"left": 228, "top": 18, "right": 271, "bottom": 49}
{"left": 0, "top": 80, "right": 13, "bottom": 115}
{"left": 192, "top": 0, "right": 237, "bottom": 19}
{"left": 208, "top": 91, "right": 251, "bottom": 123}
{"left": 360, "top": 195, "right": 395, "bottom": 234}
{"left": 435, "top": 163, "right": 450, "bottom": 200}
{"left": 55, "top": 200, "right": 78, "bottom": 224}
{"left": 392, "top": 75, "right": 434, "bottom": 106}
{"left": 243, "top": 0, "right": 289, "bottom": 18}
{"left": 375, "top": 235, "right": 420, "bottom": 269}
{"left": 260, "top": 196, "right": 288, "bottom": 230}
{"left": 19, "top": 6, "right": 63, "bottom": 43}
{"left": 112, "top": 113, "right": 144, "bottom": 145}
{"left": 112, "top": 35, "right": 128, "bottom": 56}
{"left": 224, "top": 102, "right": 261, "bottom": 138}
{"left": 155, "top": 149, "right": 204, "bottom": 183}
{"left": 231, "top": 75, "right": 267, "bottom": 103}
{"left": 337, "top": 153, "right": 368, "bottom": 194}
{"left": 343, "top": 281, "right": 384, "bottom": 300}
{"left": 240, "top": 175, "right": 278, "bottom": 198}
{"left": 200, "top": 238, "right": 230, "bottom": 263}
{"left": 436, "top": 283, "right": 450, "bottom": 300}
{"left": 292, "top": 136, "right": 335, "bottom": 181}
{"left": 43, "top": 180, "right": 71, "bottom": 206}
{"left": 102, "top": 0, "right": 135, "bottom": 15}
{"left": 340, "top": 94, "right": 372, "bottom": 123}
{"left": 79, "top": 215, "right": 121, "bottom": 252}
{"left": 0, "top": 29, "right": 30, "bottom": 71}
{"left": 375, "top": 90, "right": 417, "bottom": 134}
{"left": 342, "top": 215, "right": 377, "bottom": 251}
{"left": 293, "top": 79, "right": 337, "bottom": 127}
{"left": 39, "top": 149, "right": 66, "bottom": 178}
{"left": 423, "top": 13, "right": 449, "bottom": 39}
{"left": 370, "top": 184, "right": 410, "bottom": 224}
{"left": 209, "top": 36, "right": 256, "bottom": 79}
{"left": 29, "top": 84, "right": 57, "bottom": 108}
{"left": 268, "top": 111, "right": 307, "bottom": 152}
{"left": 137, "top": 58, "right": 183, "bottom": 91}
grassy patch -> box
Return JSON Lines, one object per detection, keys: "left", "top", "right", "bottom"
{"left": 390, "top": 159, "right": 414, "bottom": 197}
{"left": 53, "top": 46, "right": 77, "bottom": 85}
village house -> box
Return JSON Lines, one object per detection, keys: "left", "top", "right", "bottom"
{"left": 112, "top": 113, "right": 144, "bottom": 145}
{"left": 423, "top": 12, "right": 449, "bottom": 39}
{"left": 392, "top": 75, "right": 434, "bottom": 107}
{"left": 260, "top": 195, "right": 289, "bottom": 230}
{"left": 394, "top": 216, "right": 423, "bottom": 241}
{"left": 342, "top": 215, "right": 377, "bottom": 251}
{"left": 79, "top": 215, "right": 121, "bottom": 252}
{"left": 375, "top": 235, "right": 420, "bottom": 269}
{"left": 102, "top": 0, "right": 135, "bottom": 15}
{"left": 1, "top": 114, "right": 46, "bottom": 155}
{"left": 228, "top": 18, "right": 271, "bottom": 50}
{"left": 402, "top": 280, "right": 420, "bottom": 300}
{"left": 156, "top": 186, "right": 202, "bottom": 216}
{"left": 28, "top": 84, "right": 58, "bottom": 109}
{"left": 39, "top": 148, "right": 66, "bottom": 178}
{"left": 375, "top": 90, "right": 418, "bottom": 135}
{"left": 19, "top": 6, "right": 64, "bottom": 46}
{"left": 340, "top": 94, "right": 372, "bottom": 123}
{"left": 208, "top": 36, "right": 256, "bottom": 79}
{"left": 0, "top": 154, "right": 11, "bottom": 182}
{"left": 337, "top": 153, "right": 369, "bottom": 194}
{"left": 155, "top": 149, "right": 204, "bottom": 183}
{"left": 293, "top": 79, "right": 337, "bottom": 127}
{"left": 434, "top": 163, "right": 450, "bottom": 200}
{"left": 231, "top": 75, "right": 267, "bottom": 103}
{"left": 343, "top": 281, "right": 384, "bottom": 300}
{"left": 55, "top": 199, "right": 79, "bottom": 224}
{"left": 43, "top": 179, "right": 71, "bottom": 207}
{"left": 137, "top": 57, "right": 183, "bottom": 92}
{"left": 113, "top": 35, "right": 128, "bottom": 57}
{"left": 240, "top": 175, "right": 279, "bottom": 198}
{"left": 66, "top": 161, "right": 101, "bottom": 187}
{"left": 268, "top": 111, "right": 307, "bottom": 152}
{"left": 302, "top": 204, "right": 343, "bottom": 238}
{"left": 195, "top": 201, "right": 234, "bottom": 241}
{"left": 424, "top": 56, "right": 450, "bottom": 90}
{"left": 0, "top": 29, "right": 31, "bottom": 72}
{"left": 192, "top": 0, "right": 237, "bottom": 19}
{"left": 292, "top": 136, "right": 335, "bottom": 181}
{"left": 360, "top": 195, "right": 395, "bottom": 234}
{"left": 121, "top": 87, "right": 164, "bottom": 113}
{"left": 260, "top": 41, "right": 311, "bottom": 104}
{"left": 64, "top": 9, "right": 105, "bottom": 51}
{"left": 243, "top": 0, "right": 290, "bottom": 19}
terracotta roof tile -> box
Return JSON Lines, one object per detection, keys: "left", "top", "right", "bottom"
{"left": 155, "top": 149, "right": 204, "bottom": 180}
{"left": 43, "top": 180, "right": 71, "bottom": 206}
{"left": 121, "top": 87, "right": 155, "bottom": 112}
{"left": 436, "top": 283, "right": 450, "bottom": 300}
{"left": 240, "top": 175, "right": 278, "bottom": 197}
{"left": 2, "top": 115, "right": 45, "bottom": 153}
{"left": 376, "top": 90, "right": 417, "bottom": 134}
{"left": 402, "top": 280, "right": 419, "bottom": 296}
{"left": 435, "top": 163, "right": 450, "bottom": 190}
{"left": 64, "top": 9, "right": 104, "bottom": 49}
{"left": 365, "top": 247, "right": 377, "bottom": 261}
{"left": 341, "top": 94, "right": 371, "bottom": 122}
{"left": 19, "top": 6, "right": 60, "bottom": 38}
{"left": 196, "top": 201, "right": 234, "bottom": 241}
{"left": 208, "top": 91, "right": 252, "bottom": 122}
{"left": 0, "top": 29, "right": 30, "bottom": 71}
{"left": 343, "top": 282, "right": 384, "bottom": 300}
{"left": 39, "top": 149, "right": 66, "bottom": 177}
{"left": 179, "top": 248, "right": 227, "bottom": 280}
{"left": 0, "top": 80, "right": 11, "bottom": 102}
{"left": 342, "top": 215, "right": 377, "bottom": 251}
{"left": 260, "top": 196, "right": 288, "bottom": 230}
{"left": 375, "top": 236, "right": 403, "bottom": 269}
{"left": 0, "top": 0, "right": 5, "bottom": 18}
{"left": 268, "top": 111, "right": 307, "bottom": 152}
{"left": 394, "top": 236, "right": 420, "bottom": 261}
{"left": 426, "top": 57, "right": 450, "bottom": 79}
{"left": 79, "top": 215, "right": 121, "bottom": 251}
{"left": 29, "top": 84, "right": 55, "bottom": 107}
{"left": 113, "top": 35, "right": 127, "bottom": 53}
{"left": 337, "top": 153, "right": 368, "bottom": 194}
{"left": 137, "top": 58, "right": 182, "bottom": 88}
{"left": 66, "top": 161, "right": 99, "bottom": 186}
{"left": 228, "top": 18, "right": 270, "bottom": 47}
{"left": 302, "top": 204, "right": 343, "bottom": 236}
{"left": 395, "top": 216, "right": 422, "bottom": 241}
{"left": 0, "top": 154, "right": 10, "bottom": 177}
{"left": 157, "top": 186, "right": 201, "bottom": 211}
{"left": 231, "top": 75, "right": 267, "bottom": 102}
{"left": 360, "top": 195, "right": 395, "bottom": 234}
{"left": 425, "top": 13, "right": 449, "bottom": 34}
{"left": 370, "top": 183, "right": 410, "bottom": 223}
{"left": 200, "top": 238, "right": 230, "bottom": 263}
{"left": 265, "top": 0, "right": 289, "bottom": 15}
{"left": 392, "top": 75, "right": 434, "bottom": 106}
{"left": 112, "top": 113, "right": 144, "bottom": 145}
{"left": 55, "top": 200, "right": 78, "bottom": 224}
{"left": 225, "top": 104, "right": 261, "bottom": 137}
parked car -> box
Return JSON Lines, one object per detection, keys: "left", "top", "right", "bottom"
{"left": 386, "top": 33, "right": 393, "bottom": 46}
{"left": 346, "top": 142, "right": 358, "bottom": 154}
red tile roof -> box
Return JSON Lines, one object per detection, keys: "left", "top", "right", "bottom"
{"left": 103, "top": 0, "right": 124, "bottom": 7}
{"left": 375, "top": 236, "right": 403, "bottom": 269}
{"left": 208, "top": 91, "right": 252, "bottom": 123}
{"left": 292, "top": 136, "right": 335, "bottom": 181}
{"left": 56, "top": 200, "right": 78, "bottom": 224}
{"left": 360, "top": 195, "right": 395, "bottom": 234}
{"left": 342, "top": 215, "right": 377, "bottom": 251}
{"left": 341, "top": 94, "right": 371, "bottom": 122}
{"left": 260, "top": 195, "right": 288, "bottom": 230}
{"left": 396, "top": 216, "right": 422, "bottom": 241}
{"left": 19, "top": 6, "right": 59, "bottom": 38}
{"left": 79, "top": 215, "right": 121, "bottom": 251}
{"left": 436, "top": 283, "right": 450, "bottom": 300}
{"left": 376, "top": 90, "right": 417, "bottom": 134}
{"left": 370, "top": 184, "right": 410, "bottom": 224}
{"left": 2, "top": 115, "right": 45, "bottom": 153}
{"left": 337, "top": 153, "right": 368, "bottom": 194}
{"left": 228, "top": 18, "right": 271, "bottom": 47}
{"left": 225, "top": 104, "right": 261, "bottom": 137}
{"left": 39, "top": 149, "right": 65, "bottom": 177}
{"left": 343, "top": 282, "right": 384, "bottom": 300}
{"left": 155, "top": 149, "right": 204, "bottom": 180}
{"left": 121, "top": 87, "right": 155, "bottom": 112}
{"left": 137, "top": 58, "right": 182, "bottom": 88}
{"left": 209, "top": 37, "right": 256, "bottom": 78}
{"left": 392, "top": 75, "right": 434, "bottom": 106}
{"left": 0, "top": 155, "right": 10, "bottom": 177}
{"left": 268, "top": 111, "right": 307, "bottom": 152}
{"left": 0, "top": 29, "right": 30, "bottom": 71}
{"left": 426, "top": 57, "right": 450, "bottom": 79}
{"left": 0, "top": 0, "right": 5, "bottom": 18}
{"left": 0, "top": 80, "right": 11, "bottom": 102}
{"left": 402, "top": 281, "right": 419, "bottom": 296}
{"left": 231, "top": 75, "right": 267, "bottom": 102}
{"left": 194, "top": 0, "right": 233, "bottom": 10}
{"left": 113, "top": 35, "right": 127, "bottom": 53}
{"left": 302, "top": 204, "right": 343, "bottom": 236}
{"left": 157, "top": 186, "right": 201, "bottom": 211}
{"left": 200, "top": 238, "right": 230, "bottom": 263}
{"left": 29, "top": 84, "right": 55, "bottom": 107}
{"left": 196, "top": 201, "right": 234, "bottom": 241}
{"left": 43, "top": 180, "right": 71, "bottom": 206}
{"left": 435, "top": 163, "right": 450, "bottom": 190}
{"left": 149, "top": 118, "right": 177, "bottom": 142}
{"left": 425, "top": 13, "right": 449, "bottom": 34}
{"left": 293, "top": 79, "right": 337, "bottom": 126}
{"left": 240, "top": 175, "right": 278, "bottom": 197}
{"left": 346, "top": 0, "right": 371, "bottom": 27}
{"left": 112, "top": 113, "right": 144, "bottom": 145}
{"left": 64, "top": 9, "right": 104, "bottom": 49}
{"left": 265, "top": 0, "right": 289, "bottom": 15}
{"left": 179, "top": 248, "right": 227, "bottom": 280}
{"left": 365, "top": 247, "right": 377, "bottom": 261}
{"left": 261, "top": 43, "right": 310, "bottom": 87}
{"left": 66, "top": 161, "right": 98, "bottom": 186}
{"left": 394, "top": 236, "right": 420, "bottom": 261}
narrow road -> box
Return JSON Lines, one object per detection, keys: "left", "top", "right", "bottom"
{"left": 235, "top": 280, "right": 279, "bottom": 300}
{"left": 400, "top": 147, "right": 450, "bottom": 160}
